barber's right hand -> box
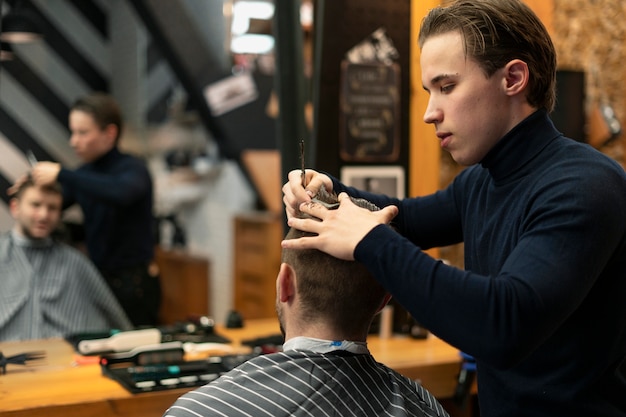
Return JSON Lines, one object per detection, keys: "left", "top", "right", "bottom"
{"left": 31, "top": 162, "right": 61, "bottom": 185}
{"left": 282, "top": 169, "right": 333, "bottom": 220}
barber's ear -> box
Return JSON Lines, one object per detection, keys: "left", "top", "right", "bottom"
{"left": 104, "top": 123, "right": 118, "bottom": 145}
{"left": 277, "top": 263, "right": 296, "bottom": 303}
{"left": 503, "top": 59, "right": 529, "bottom": 96}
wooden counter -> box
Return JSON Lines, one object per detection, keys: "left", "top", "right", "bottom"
{"left": 0, "top": 319, "right": 464, "bottom": 417}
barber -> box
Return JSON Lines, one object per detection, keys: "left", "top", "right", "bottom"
{"left": 27, "top": 92, "right": 160, "bottom": 327}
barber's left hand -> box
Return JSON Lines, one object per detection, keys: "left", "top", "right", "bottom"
{"left": 282, "top": 192, "right": 398, "bottom": 261}
{"left": 31, "top": 162, "right": 62, "bottom": 185}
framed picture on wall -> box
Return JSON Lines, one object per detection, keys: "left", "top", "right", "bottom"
{"left": 340, "top": 165, "right": 405, "bottom": 199}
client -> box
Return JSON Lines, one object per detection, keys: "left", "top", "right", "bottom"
{"left": 0, "top": 177, "right": 132, "bottom": 341}
{"left": 163, "top": 189, "right": 449, "bottom": 417}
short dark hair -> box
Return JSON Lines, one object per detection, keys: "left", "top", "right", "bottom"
{"left": 13, "top": 175, "right": 62, "bottom": 199}
{"left": 419, "top": 0, "right": 556, "bottom": 112}
{"left": 71, "top": 92, "right": 123, "bottom": 142}
{"left": 282, "top": 187, "right": 388, "bottom": 332}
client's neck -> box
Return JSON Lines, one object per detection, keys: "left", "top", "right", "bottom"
{"left": 284, "top": 319, "right": 368, "bottom": 344}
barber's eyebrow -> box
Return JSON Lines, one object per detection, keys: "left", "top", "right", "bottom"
{"left": 422, "top": 73, "right": 459, "bottom": 91}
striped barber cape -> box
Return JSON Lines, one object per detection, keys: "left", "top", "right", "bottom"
{"left": 164, "top": 350, "right": 450, "bottom": 417}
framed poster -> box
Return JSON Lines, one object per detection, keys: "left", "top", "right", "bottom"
{"left": 340, "top": 166, "right": 405, "bottom": 199}
{"left": 339, "top": 61, "right": 401, "bottom": 162}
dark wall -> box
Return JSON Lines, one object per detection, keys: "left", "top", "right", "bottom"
{"left": 550, "top": 70, "right": 585, "bottom": 142}
{"left": 312, "top": 0, "right": 411, "bottom": 190}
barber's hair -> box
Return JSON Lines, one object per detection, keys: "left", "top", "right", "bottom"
{"left": 71, "top": 92, "right": 123, "bottom": 142}
{"left": 13, "top": 175, "right": 62, "bottom": 199}
{"left": 419, "top": 0, "right": 556, "bottom": 112}
{"left": 282, "top": 187, "right": 388, "bottom": 332}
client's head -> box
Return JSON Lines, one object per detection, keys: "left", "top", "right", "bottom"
{"left": 277, "top": 187, "right": 389, "bottom": 341}
{"left": 10, "top": 176, "right": 63, "bottom": 240}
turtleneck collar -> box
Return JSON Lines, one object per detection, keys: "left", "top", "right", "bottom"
{"left": 480, "top": 109, "right": 562, "bottom": 185}
{"left": 10, "top": 228, "right": 54, "bottom": 248}
{"left": 90, "top": 147, "right": 120, "bottom": 168}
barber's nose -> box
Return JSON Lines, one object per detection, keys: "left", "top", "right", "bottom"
{"left": 423, "top": 97, "right": 442, "bottom": 124}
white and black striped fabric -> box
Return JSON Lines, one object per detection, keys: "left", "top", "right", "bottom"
{"left": 164, "top": 350, "right": 450, "bottom": 417}
{"left": 0, "top": 231, "right": 133, "bottom": 341}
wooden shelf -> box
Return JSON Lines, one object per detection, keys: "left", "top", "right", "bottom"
{"left": 155, "top": 247, "right": 210, "bottom": 324}
{"left": 233, "top": 212, "right": 284, "bottom": 320}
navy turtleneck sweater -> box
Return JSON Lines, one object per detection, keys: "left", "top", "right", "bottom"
{"left": 57, "top": 147, "right": 154, "bottom": 270}
{"left": 335, "top": 110, "right": 626, "bottom": 417}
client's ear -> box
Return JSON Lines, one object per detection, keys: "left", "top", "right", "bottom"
{"left": 277, "top": 263, "right": 297, "bottom": 303}
{"left": 9, "top": 197, "right": 20, "bottom": 218}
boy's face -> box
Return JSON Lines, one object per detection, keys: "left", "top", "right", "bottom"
{"left": 68, "top": 110, "right": 116, "bottom": 163}
{"left": 420, "top": 31, "right": 515, "bottom": 166}
{"left": 10, "top": 186, "right": 62, "bottom": 240}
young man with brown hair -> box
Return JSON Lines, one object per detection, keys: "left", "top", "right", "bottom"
{"left": 26, "top": 92, "right": 160, "bottom": 327}
{"left": 282, "top": 1, "right": 626, "bottom": 416}
{"left": 0, "top": 177, "right": 131, "bottom": 341}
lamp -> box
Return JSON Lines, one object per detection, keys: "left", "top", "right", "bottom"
{"left": 0, "top": 41, "right": 13, "bottom": 61}
{"left": 0, "top": 4, "right": 43, "bottom": 43}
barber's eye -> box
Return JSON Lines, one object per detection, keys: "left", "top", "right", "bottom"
{"left": 440, "top": 84, "right": 454, "bottom": 93}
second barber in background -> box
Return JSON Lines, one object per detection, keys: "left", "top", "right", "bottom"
{"left": 30, "top": 92, "right": 160, "bottom": 327}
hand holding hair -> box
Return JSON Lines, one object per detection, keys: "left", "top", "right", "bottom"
{"left": 282, "top": 191, "right": 398, "bottom": 261}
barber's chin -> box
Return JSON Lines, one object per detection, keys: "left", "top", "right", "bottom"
{"left": 74, "top": 151, "right": 92, "bottom": 162}
{"left": 75, "top": 153, "right": 90, "bottom": 162}
{"left": 449, "top": 151, "right": 480, "bottom": 167}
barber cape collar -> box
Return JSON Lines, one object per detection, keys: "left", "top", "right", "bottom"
{"left": 10, "top": 229, "right": 53, "bottom": 248}
{"left": 283, "top": 336, "right": 369, "bottom": 355}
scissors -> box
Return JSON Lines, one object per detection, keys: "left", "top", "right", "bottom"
{"left": 299, "top": 139, "right": 341, "bottom": 210}
{"left": 26, "top": 150, "right": 38, "bottom": 167}
{"left": 299, "top": 139, "right": 306, "bottom": 188}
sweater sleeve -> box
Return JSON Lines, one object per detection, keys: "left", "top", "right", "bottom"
{"left": 57, "top": 158, "right": 151, "bottom": 207}
{"left": 330, "top": 175, "right": 464, "bottom": 249}
{"left": 354, "top": 161, "right": 626, "bottom": 368}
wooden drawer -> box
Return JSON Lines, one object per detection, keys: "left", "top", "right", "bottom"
{"left": 233, "top": 213, "right": 283, "bottom": 320}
